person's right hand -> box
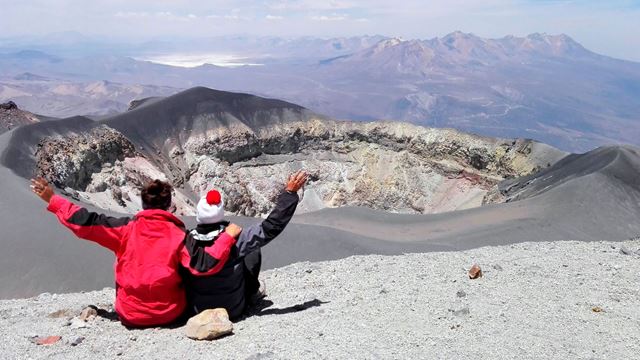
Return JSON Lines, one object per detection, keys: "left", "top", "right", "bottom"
{"left": 225, "top": 223, "right": 243, "bottom": 238}
{"left": 285, "top": 170, "right": 309, "bottom": 193}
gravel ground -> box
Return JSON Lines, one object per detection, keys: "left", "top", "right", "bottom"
{"left": 1, "top": 240, "right": 639, "bottom": 360}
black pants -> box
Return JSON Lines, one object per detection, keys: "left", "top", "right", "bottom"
{"left": 243, "top": 248, "right": 262, "bottom": 299}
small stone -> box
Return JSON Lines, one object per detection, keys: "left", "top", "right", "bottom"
{"left": 35, "top": 336, "right": 62, "bottom": 346}
{"left": 450, "top": 307, "right": 470, "bottom": 317}
{"left": 70, "top": 318, "right": 88, "bottom": 329}
{"left": 456, "top": 290, "right": 467, "bottom": 298}
{"left": 592, "top": 306, "right": 604, "bottom": 313}
{"left": 468, "top": 264, "right": 483, "bottom": 279}
{"left": 48, "top": 309, "right": 72, "bottom": 318}
{"left": 37, "top": 293, "right": 52, "bottom": 301}
{"left": 492, "top": 264, "right": 503, "bottom": 271}
{"left": 79, "top": 305, "right": 98, "bottom": 321}
{"left": 619, "top": 246, "right": 632, "bottom": 255}
{"left": 185, "top": 308, "right": 233, "bottom": 340}
{"left": 70, "top": 337, "right": 85, "bottom": 347}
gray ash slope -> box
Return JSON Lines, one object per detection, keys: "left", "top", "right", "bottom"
{"left": 0, "top": 87, "right": 639, "bottom": 298}
{"left": 1, "top": 240, "right": 639, "bottom": 359}
{"left": 495, "top": 145, "right": 640, "bottom": 203}
{"left": 293, "top": 145, "right": 640, "bottom": 250}
{"left": 104, "top": 86, "right": 311, "bottom": 148}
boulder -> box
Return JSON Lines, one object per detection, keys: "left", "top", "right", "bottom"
{"left": 185, "top": 308, "right": 233, "bottom": 341}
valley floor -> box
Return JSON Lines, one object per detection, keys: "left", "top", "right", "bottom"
{"left": 1, "top": 240, "right": 639, "bottom": 359}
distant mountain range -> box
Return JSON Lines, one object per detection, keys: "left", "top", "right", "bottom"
{"left": 1, "top": 32, "right": 639, "bottom": 152}
{"left": 0, "top": 75, "right": 180, "bottom": 117}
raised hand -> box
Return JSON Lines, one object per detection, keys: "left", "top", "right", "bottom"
{"left": 285, "top": 170, "right": 309, "bottom": 193}
{"left": 30, "top": 177, "right": 55, "bottom": 203}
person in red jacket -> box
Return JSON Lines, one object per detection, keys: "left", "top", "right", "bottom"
{"left": 30, "top": 177, "right": 242, "bottom": 328}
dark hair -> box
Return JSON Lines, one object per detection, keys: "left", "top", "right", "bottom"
{"left": 141, "top": 180, "right": 172, "bottom": 210}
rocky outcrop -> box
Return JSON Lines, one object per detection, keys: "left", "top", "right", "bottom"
{"left": 30, "top": 116, "right": 565, "bottom": 217}
{"left": 36, "top": 125, "right": 137, "bottom": 190}
{"left": 0, "top": 101, "right": 39, "bottom": 134}
{"left": 25, "top": 87, "right": 566, "bottom": 216}
{"left": 34, "top": 125, "right": 196, "bottom": 215}
{"left": 181, "top": 119, "right": 565, "bottom": 216}
{"left": 0, "top": 101, "right": 18, "bottom": 110}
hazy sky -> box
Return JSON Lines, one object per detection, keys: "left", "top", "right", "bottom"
{"left": 1, "top": 0, "right": 639, "bottom": 61}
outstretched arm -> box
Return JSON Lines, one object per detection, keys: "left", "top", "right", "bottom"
{"left": 31, "top": 178, "right": 130, "bottom": 253}
{"left": 236, "top": 171, "right": 308, "bottom": 257}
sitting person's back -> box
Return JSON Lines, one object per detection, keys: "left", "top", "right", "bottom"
{"left": 181, "top": 171, "right": 308, "bottom": 319}
{"left": 32, "top": 178, "right": 238, "bottom": 327}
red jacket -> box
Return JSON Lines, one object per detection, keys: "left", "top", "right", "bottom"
{"left": 47, "top": 195, "right": 235, "bottom": 327}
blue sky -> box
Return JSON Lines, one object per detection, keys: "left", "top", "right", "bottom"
{"left": 1, "top": 0, "right": 639, "bottom": 61}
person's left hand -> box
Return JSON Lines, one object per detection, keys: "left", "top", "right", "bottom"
{"left": 225, "top": 223, "right": 243, "bottom": 238}
{"left": 30, "top": 178, "right": 54, "bottom": 203}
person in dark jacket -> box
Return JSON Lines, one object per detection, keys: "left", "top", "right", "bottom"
{"left": 30, "top": 177, "right": 242, "bottom": 328}
{"left": 181, "top": 170, "right": 309, "bottom": 319}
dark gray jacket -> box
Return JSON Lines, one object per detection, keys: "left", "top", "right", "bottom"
{"left": 181, "top": 191, "right": 299, "bottom": 319}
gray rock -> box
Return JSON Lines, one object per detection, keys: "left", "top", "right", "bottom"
{"left": 620, "top": 246, "right": 632, "bottom": 255}
{"left": 0, "top": 101, "right": 18, "bottom": 110}
{"left": 69, "top": 318, "right": 88, "bottom": 329}
{"left": 456, "top": 290, "right": 467, "bottom": 298}
{"left": 35, "top": 125, "right": 137, "bottom": 190}
{"left": 450, "top": 307, "right": 471, "bottom": 317}
{"left": 245, "top": 351, "right": 276, "bottom": 360}
{"left": 70, "top": 337, "right": 85, "bottom": 346}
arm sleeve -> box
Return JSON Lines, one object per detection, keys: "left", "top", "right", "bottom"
{"left": 236, "top": 191, "right": 299, "bottom": 257}
{"left": 46, "top": 195, "right": 131, "bottom": 253}
{"left": 180, "top": 232, "right": 237, "bottom": 276}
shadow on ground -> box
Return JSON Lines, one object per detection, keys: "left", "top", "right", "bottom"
{"left": 248, "top": 299, "right": 328, "bottom": 318}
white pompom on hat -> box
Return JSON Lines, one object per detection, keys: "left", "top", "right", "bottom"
{"left": 196, "top": 189, "right": 225, "bottom": 224}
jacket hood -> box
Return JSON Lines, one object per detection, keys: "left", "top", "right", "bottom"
{"left": 135, "top": 209, "right": 185, "bottom": 229}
